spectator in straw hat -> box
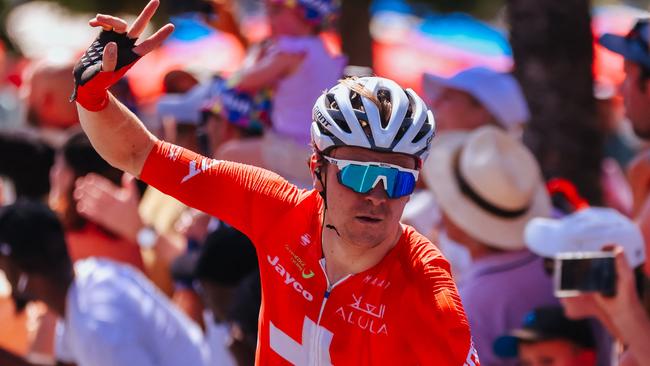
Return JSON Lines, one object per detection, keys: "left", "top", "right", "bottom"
{"left": 424, "top": 125, "right": 556, "bottom": 366}
{"left": 403, "top": 67, "right": 530, "bottom": 280}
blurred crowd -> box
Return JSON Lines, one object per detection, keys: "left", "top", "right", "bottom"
{"left": 0, "top": 0, "right": 649, "bottom": 366}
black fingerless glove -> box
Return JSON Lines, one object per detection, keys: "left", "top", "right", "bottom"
{"left": 70, "top": 30, "right": 141, "bottom": 111}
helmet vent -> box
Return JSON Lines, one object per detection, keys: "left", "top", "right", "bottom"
{"left": 413, "top": 123, "right": 433, "bottom": 144}
{"left": 391, "top": 119, "right": 412, "bottom": 148}
{"left": 376, "top": 89, "right": 392, "bottom": 129}
{"left": 326, "top": 109, "right": 352, "bottom": 133}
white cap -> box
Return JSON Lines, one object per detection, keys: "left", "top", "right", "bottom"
{"left": 422, "top": 67, "right": 530, "bottom": 129}
{"left": 525, "top": 207, "right": 646, "bottom": 268}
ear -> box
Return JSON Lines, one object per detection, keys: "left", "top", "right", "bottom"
{"left": 309, "top": 153, "right": 325, "bottom": 192}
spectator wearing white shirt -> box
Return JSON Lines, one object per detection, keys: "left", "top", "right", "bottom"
{"left": 0, "top": 201, "right": 209, "bottom": 366}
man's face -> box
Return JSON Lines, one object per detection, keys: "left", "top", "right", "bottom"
{"left": 431, "top": 88, "right": 493, "bottom": 132}
{"left": 319, "top": 147, "right": 415, "bottom": 249}
{"left": 519, "top": 340, "right": 594, "bottom": 366}
{"left": 621, "top": 61, "right": 650, "bottom": 138}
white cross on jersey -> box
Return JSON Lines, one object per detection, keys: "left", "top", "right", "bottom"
{"left": 269, "top": 317, "right": 333, "bottom": 366}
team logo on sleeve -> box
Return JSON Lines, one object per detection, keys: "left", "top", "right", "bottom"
{"left": 464, "top": 341, "right": 480, "bottom": 366}
{"left": 166, "top": 145, "right": 182, "bottom": 161}
{"left": 181, "top": 158, "right": 220, "bottom": 183}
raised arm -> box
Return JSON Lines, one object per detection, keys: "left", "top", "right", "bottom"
{"left": 74, "top": 1, "right": 308, "bottom": 246}
{"left": 78, "top": 95, "right": 156, "bottom": 177}
{"left": 74, "top": 0, "right": 173, "bottom": 176}
{"left": 234, "top": 51, "right": 303, "bottom": 92}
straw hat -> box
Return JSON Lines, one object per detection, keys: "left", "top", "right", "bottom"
{"left": 424, "top": 126, "right": 551, "bottom": 250}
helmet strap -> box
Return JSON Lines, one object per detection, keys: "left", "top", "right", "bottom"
{"left": 316, "top": 169, "right": 342, "bottom": 238}
{"left": 311, "top": 151, "right": 328, "bottom": 209}
{"left": 314, "top": 167, "right": 327, "bottom": 210}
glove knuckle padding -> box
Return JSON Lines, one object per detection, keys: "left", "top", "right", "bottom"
{"left": 70, "top": 30, "right": 141, "bottom": 109}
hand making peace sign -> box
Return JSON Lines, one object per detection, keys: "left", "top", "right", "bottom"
{"left": 72, "top": 0, "right": 174, "bottom": 111}
{"left": 89, "top": 0, "right": 174, "bottom": 71}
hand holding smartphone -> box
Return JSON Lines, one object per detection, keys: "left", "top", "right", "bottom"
{"left": 553, "top": 251, "right": 617, "bottom": 298}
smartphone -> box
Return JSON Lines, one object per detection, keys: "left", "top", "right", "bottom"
{"left": 553, "top": 252, "right": 617, "bottom": 298}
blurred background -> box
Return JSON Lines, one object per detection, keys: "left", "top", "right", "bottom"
{"left": 0, "top": 0, "right": 647, "bottom": 202}
{"left": 1, "top": 1, "right": 650, "bottom": 365}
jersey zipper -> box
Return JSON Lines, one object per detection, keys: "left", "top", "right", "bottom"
{"left": 311, "top": 258, "right": 350, "bottom": 366}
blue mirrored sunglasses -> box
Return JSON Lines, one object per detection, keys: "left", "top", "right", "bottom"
{"left": 323, "top": 156, "right": 418, "bottom": 199}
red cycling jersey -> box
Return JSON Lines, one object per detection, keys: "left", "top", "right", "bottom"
{"left": 140, "top": 141, "right": 480, "bottom": 366}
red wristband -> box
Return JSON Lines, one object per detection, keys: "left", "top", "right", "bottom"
{"left": 71, "top": 30, "right": 141, "bottom": 112}
{"left": 74, "top": 62, "right": 137, "bottom": 112}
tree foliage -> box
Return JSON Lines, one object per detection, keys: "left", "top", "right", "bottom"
{"left": 508, "top": 0, "right": 603, "bottom": 204}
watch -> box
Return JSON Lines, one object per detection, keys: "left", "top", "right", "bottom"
{"left": 136, "top": 226, "right": 158, "bottom": 249}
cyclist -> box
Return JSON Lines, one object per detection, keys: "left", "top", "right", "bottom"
{"left": 71, "top": 1, "right": 479, "bottom": 364}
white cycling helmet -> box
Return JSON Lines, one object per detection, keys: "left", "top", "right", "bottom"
{"left": 310, "top": 77, "right": 436, "bottom": 164}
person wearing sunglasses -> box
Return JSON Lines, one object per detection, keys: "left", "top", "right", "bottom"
{"left": 71, "top": 2, "right": 479, "bottom": 364}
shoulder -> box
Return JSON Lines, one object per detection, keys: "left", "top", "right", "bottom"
{"left": 299, "top": 189, "right": 324, "bottom": 210}
{"left": 397, "top": 225, "right": 451, "bottom": 279}
{"left": 263, "top": 189, "right": 323, "bottom": 237}
{"left": 72, "top": 258, "right": 145, "bottom": 314}
{"left": 74, "top": 257, "right": 118, "bottom": 284}
{"left": 74, "top": 257, "right": 138, "bottom": 286}
{"left": 277, "top": 188, "right": 322, "bottom": 216}
{"left": 69, "top": 260, "right": 148, "bottom": 343}
{"left": 397, "top": 227, "right": 466, "bottom": 317}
